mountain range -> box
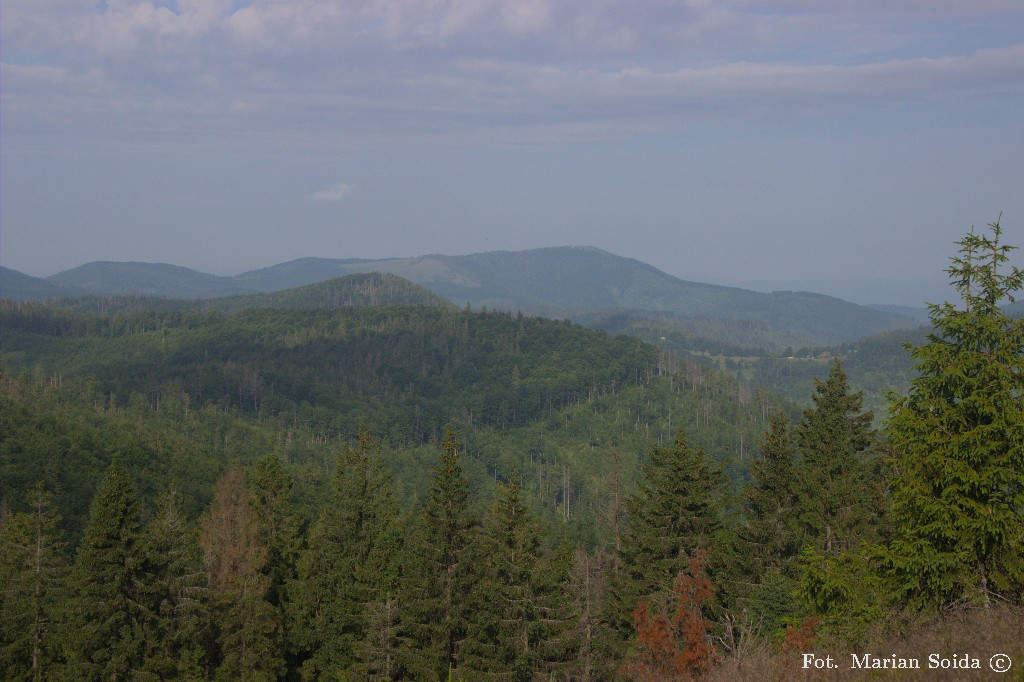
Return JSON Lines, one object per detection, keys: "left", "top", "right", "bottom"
{"left": 1, "top": 246, "right": 920, "bottom": 349}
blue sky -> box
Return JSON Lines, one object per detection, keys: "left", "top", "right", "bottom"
{"left": 2, "top": 0, "right": 1022, "bottom": 305}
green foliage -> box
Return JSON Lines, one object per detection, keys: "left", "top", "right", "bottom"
{"left": 64, "top": 459, "right": 152, "bottom": 680}
{"left": 461, "top": 478, "right": 576, "bottom": 680}
{"left": 729, "top": 361, "right": 885, "bottom": 642}
{"left": 0, "top": 483, "right": 68, "bottom": 682}
{"left": 248, "top": 455, "right": 305, "bottom": 614}
{"left": 729, "top": 413, "right": 803, "bottom": 631}
{"left": 614, "top": 430, "right": 725, "bottom": 643}
{"left": 286, "top": 428, "right": 403, "bottom": 679}
{"left": 142, "top": 488, "right": 212, "bottom": 680}
{"left": 791, "top": 359, "right": 882, "bottom": 556}
{"left": 886, "top": 217, "right": 1024, "bottom": 609}
{"left": 398, "top": 431, "right": 479, "bottom": 680}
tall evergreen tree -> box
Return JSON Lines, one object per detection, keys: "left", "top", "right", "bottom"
{"left": 200, "top": 464, "right": 284, "bottom": 682}
{"left": 398, "top": 429, "right": 478, "bottom": 680}
{"left": 732, "top": 412, "right": 803, "bottom": 631}
{"left": 461, "top": 477, "right": 575, "bottom": 680}
{"left": 792, "top": 359, "right": 880, "bottom": 555}
{"left": 248, "top": 455, "right": 304, "bottom": 613}
{"left": 286, "top": 427, "right": 403, "bottom": 680}
{"left": 142, "top": 488, "right": 211, "bottom": 680}
{"left": 65, "top": 459, "right": 153, "bottom": 681}
{"left": 0, "top": 483, "right": 67, "bottom": 682}
{"left": 614, "top": 430, "right": 724, "bottom": 640}
{"left": 790, "top": 360, "right": 887, "bottom": 639}
{"left": 887, "top": 217, "right": 1024, "bottom": 608}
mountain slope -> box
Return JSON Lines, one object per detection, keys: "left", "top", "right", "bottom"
{"left": 39, "top": 246, "right": 918, "bottom": 347}
{"left": 233, "top": 247, "right": 916, "bottom": 345}
{"left": 0, "top": 266, "right": 83, "bottom": 301}
{"left": 208, "top": 273, "right": 455, "bottom": 312}
{"left": 47, "top": 261, "right": 257, "bottom": 299}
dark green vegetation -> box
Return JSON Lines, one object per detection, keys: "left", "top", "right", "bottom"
{"left": 1, "top": 220, "right": 1021, "bottom": 680}
{"left": 4, "top": 246, "right": 916, "bottom": 350}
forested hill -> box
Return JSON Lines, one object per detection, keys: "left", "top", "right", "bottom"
{"left": 210, "top": 272, "right": 455, "bottom": 311}
{"left": 6, "top": 246, "right": 917, "bottom": 348}
{"left": 0, "top": 266, "right": 83, "bottom": 301}
{"left": 1, "top": 300, "right": 785, "bottom": 541}
{"left": 47, "top": 261, "right": 257, "bottom": 298}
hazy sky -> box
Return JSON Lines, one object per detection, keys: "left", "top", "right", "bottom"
{"left": 2, "top": 1, "right": 1022, "bottom": 304}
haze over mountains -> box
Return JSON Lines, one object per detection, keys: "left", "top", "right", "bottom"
{"left": 1, "top": 246, "right": 919, "bottom": 349}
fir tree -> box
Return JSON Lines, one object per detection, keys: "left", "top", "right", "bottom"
{"left": 0, "top": 483, "right": 67, "bottom": 682}
{"left": 792, "top": 359, "right": 880, "bottom": 555}
{"left": 790, "top": 360, "right": 887, "bottom": 640}
{"left": 733, "top": 412, "right": 803, "bottom": 631}
{"left": 887, "top": 217, "right": 1024, "bottom": 608}
{"left": 248, "top": 455, "right": 304, "bottom": 613}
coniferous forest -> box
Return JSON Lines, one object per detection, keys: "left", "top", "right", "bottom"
{"left": 2, "top": 221, "right": 1023, "bottom": 680}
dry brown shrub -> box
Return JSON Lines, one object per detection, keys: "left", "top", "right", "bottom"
{"left": 700, "top": 604, "right": 1024, "bottom": 682}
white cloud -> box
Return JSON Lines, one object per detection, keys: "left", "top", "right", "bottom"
{"left": 310, "top": 183, "right": 353, "bottom": 202}
{"left": 1, "top": 0, "right": 1021, "bottom": 148}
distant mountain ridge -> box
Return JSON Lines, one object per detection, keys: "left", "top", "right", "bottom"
{"left": 0, "top": 266, "right": 84, "bottom": 301}
{"left": 46, "top": 261, "right": 257, "bottom": 299}
{"left": 2, "top": 246, "right": 918, "bottom": 347}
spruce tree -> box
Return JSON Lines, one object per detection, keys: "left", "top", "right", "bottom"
{"left": 0, "top": 483, "right": 67, "bottom": 682}
{"left": 142, "top": 488, "right": 211, "bottom": 680}
{"left": 200, "top": 464, "right": 284, "bottom": 682}
{"left": 733, "top": 412, "right": 803, "bottom": 631}
{"left": 248, "top": 455, "right": 304, "bottom": 613}
{"left": 65, "top": 459, "right": 153, "bottom": 681}
{"left": 887, "top": 217, "right": 1024, "bottom": 608}
{"left": 286, "top": 427, "right": 403, "bottom": 679}
{"left": 461, "top": 477, "right": 575, "bottom": 680}
{"left": 614, "top": 430, "right": 724, "bottom": 639}
{"left": 792, "top": 359, "right": 880, "bottom": 555}
{"left": 398, "top": 429, "right": 478, "bottom": 680}
{"left": 789, "top": 360, "right": 886, "bottom": 639}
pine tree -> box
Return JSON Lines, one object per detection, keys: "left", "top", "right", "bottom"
{"left": 286, "top": 427, "right": 403, "bottom": 679}
{"left": 887, "top": 217, "right": 1024, "bottom": 608}
{"left": 142, "top": 488, "right": 211, "bottom": 680}
{"left": 65, "top": 459, "right": 153, "bottom": 681}
{"left": 200, "top": 464, "right": 284, "bottom": 681}
{"left": 0, "top": 483, "right": 67, "bottom": 682}
{"left": 398, "top": 429, "right": 478, "bottom": 680}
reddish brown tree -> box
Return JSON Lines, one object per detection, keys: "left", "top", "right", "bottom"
{"left": 621, "top": 551, "right": 719, "bottom": 681}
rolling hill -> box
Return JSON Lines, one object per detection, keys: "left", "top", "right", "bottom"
{"left": 0, "top": 266, "right": 83, "bottom": 301}
{"left": 11, "top": 246, "right": 919, "bottom": 348}
{"left": 47, "top": 261, "right": 258, "bottom": 299}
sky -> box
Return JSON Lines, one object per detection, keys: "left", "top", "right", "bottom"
{"left": 2, "top": 1, "right": 1023, "bottom": 306}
